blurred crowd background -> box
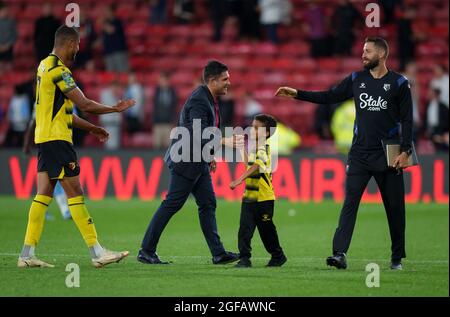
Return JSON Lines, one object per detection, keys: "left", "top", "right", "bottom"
{"left": 0, "top": 0, "right": 448, "bottom": 154}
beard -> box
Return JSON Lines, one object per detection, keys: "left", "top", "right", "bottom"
{"left": 363, "top": 58, "right": 379, "bottom": 70}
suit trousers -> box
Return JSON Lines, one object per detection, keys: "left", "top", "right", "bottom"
{"left": 141, "top": 166, "right": 226, "bottom": 256}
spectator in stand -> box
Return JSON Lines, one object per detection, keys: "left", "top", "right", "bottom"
{"left": 0, "top": 1, "right": 17, "bottom": 73}
{"left": 149, "top": 0, "right": 167, "bottom": 24}
{"left": 331, "top": 0, "right": 363, "bottom": 56}
{"left": 153, "top": 72, "right": 178, "bottom": 149}
{"left": 303, "top": 0, "right": 331, "bottom": 58}
{"left": 331, "top": 99, "right": 356, "bottom": 154}
{"left": 101, "top": 6, "right": 129, "bottom": 73}
{"left": 314, "top": 102, "right": 340, "bottom": 140}
{"left": 74, "top": 7, "right": 97, "bottom": 69}
{"left": 402, "top": 62, "right": 421, "bottom": 138}
{"left": 397, "top": 3, "right": 419, "bottom": 71}
{"left": 124, "top": 73, "right": 145, "bottom": 134}
{"left": 430, "top": 64, "right": 449, "bottom": 108}
{"left": 99, "top": 80, "right": 123, "bottom": 150}
{"left": 5, "top": 84, "right": 31, "bottom": 147}
{"left": 425, "top": 88, "right": 449, "bottom": 151}
{"left": 243, "top": 91, "right": 262, "bottom": 127}
{"left": 173, "top": 0, "right": 195, "bottom": 24}
{"left": 239, "top": 0, "right": 260, "bottom": 41}
{"left": 218, "top": 90, "right": 235, "bottom": 132}
{"left": 210, "top": 0, "right": 227, "bottom": 42}
{"left": 258, "top": 0, "right": 292, "bottom": 44}
{"left": 380, "top": 0, "right": 403, "bottom": 25}
{"left": 33, "top": 3, "right": 60, "bottom": 62}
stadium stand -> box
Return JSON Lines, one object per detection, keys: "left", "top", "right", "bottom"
{"left": 0, "top": 0, "right": 448, "bottom": 149}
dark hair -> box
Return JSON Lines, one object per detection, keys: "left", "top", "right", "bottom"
{"left": 203, "top": 60, "right": 228, "bottom": 83}
{"left": 365, "top": 36, "right": 389, "bottom": 58}
{"left": 254, "top": 114, "right": 277, "bottom": 138}
{"left": 54, "top": 25, "right": 79, "bottom": 47}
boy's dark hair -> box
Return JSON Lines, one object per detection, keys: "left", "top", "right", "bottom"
{"left": 54, "top": 25, "right": 79, "bottom": 47}
{"left": 254, "top": 114, "right": 277, "bottom": 138}
{"left": 365, "top": 36, "right": 389, "bottom": 58}
{"left": 203, "top": 60, "right": 228, "bottom": 83}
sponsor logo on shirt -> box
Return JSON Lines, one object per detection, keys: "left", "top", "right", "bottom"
{"left": 359, "top": 93, "right": 388, "bottom": 111}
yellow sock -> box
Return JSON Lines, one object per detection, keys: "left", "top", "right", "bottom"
{"left": 68, "top": 196, "right": 98, "bottom": 247}
{"left": 24, "top": 195, "right": 52, "bottom": 246}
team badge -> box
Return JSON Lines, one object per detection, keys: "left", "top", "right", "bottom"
{"left": 359, "top": 83, "right": 366, "bottom": 88}
{"left": 383, "top": 84, "right": 391, "bottom": 91}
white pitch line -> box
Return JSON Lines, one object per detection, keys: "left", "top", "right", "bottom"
{"left": 0, "top": 253, "right": 447, "bottom": 264}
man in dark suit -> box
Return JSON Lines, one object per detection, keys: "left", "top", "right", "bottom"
{"left": 138, "top": 61, "right": 243, "bottom": 265}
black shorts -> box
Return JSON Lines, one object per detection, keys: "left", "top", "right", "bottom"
{"left": 37, "top": 140, "right": 80, "bottom": 179}
{"left": 241, "top": 200, "right": 275, "bottom": 217}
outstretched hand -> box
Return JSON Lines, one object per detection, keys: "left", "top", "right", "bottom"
{"left": 113, "top": 99, "right": 136, "bottom": 112}
{"left": 222, "top": 135, "right": 245, "bottom": 149}
{"left": 275, "top": 86, "right": 297, "bottom": 98}
{"left": 229, "top": 179, "right": 242, "bottom": 190}
{"left": 90, "top": 126, "right": 109, "bottom": 142}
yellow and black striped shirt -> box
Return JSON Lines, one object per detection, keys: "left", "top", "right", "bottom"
{"left": 34, "top": 54, "right": 77, "bottom": 144}
{"left": 242, "top": 143, "right": 275, "bottom": 202}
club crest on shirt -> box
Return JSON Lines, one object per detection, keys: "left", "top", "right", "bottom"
{"left": 383, "top": 84, "right": 391, "bottom": 91}
{"left": 359, "top": 82, "right": 366, "bottom": 88}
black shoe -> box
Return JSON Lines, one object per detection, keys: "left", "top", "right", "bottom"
{"left": 326, "top": 253, "right": 347, "bottom": 269}
{"left": 212, "top": 251, "right": 239, "bottom": 264}
{"left": 234, "top": 258, "right": 252, "bottom": 268}
{"left": 266, "top": 254, "right": 287, "bottom": 267}
{"left": 137, "top": 249, "right": 169, "bottom": 264}
{"left": 390, "top": 260, "right": 403, "bottom": 270}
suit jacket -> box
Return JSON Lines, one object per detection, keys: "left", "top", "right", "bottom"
{"left": 164, "top": 85, "right": 221, "bottom": 180}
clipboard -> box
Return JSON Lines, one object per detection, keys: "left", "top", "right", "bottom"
{"left": 381, "top": 139, "right": 419, "bottom": 168}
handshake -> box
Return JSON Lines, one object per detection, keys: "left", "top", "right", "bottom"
{"left": 221, "top": 134, "right": 245, "bottom": 149}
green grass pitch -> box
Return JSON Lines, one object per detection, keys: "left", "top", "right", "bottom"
{"left": 0, "top": 196, "right": 447, "bottom": 297}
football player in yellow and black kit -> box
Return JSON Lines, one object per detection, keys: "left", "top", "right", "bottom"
{"left": 230, "top": 114, "right": 287, "bottom": 268}
{"left": 18, "top": 26, "right": 135, "bottom": 268}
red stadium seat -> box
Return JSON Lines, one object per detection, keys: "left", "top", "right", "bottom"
{"left": 294, "top": 58, "right": 317, "bottom": 73}
{"left": 272, "top": 58, "right": 296, "bottom": 71}
{"left": 74, "top": 71, "right": 98, "bottom": 87}
{"left": 126, "top": 22, "right": 148, "bottom": 38}
{"left": 317, "top": 58, "right": 341, "bottom": 72}
{"left": 171, "top": 71, "right": 195, "bottom": 86}
{"left": 279, "top": 42, "right": 310, "bottom": 57}
{"left": 129, "top": 56, "right": 153, "bottom": 71}
{"left": 17, "top": 22, "right": 34, "bottom": 39}
{"left": 253, "top": 42, "right": 279, "bottom": 56}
